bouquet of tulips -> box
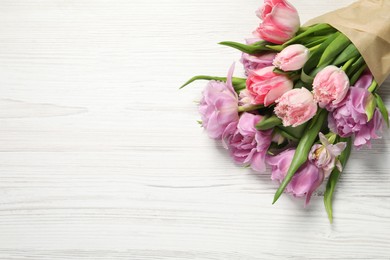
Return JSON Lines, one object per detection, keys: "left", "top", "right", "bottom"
{"left": 181, "top": 0, "right": 390, "bottom": 222}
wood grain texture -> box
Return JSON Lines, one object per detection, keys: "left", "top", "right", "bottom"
{"left": 0, "top": 0, "right": 389, "bottom": 259}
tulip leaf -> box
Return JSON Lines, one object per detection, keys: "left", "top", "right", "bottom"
{"left": 276, "top": 128, "right": 299, "bottom": 142}
{"left": 332, "top": 43, "right": 360, "bottom": 66}
{"left": 375, "top": 93, "right": 390, "bottom": 127}
{"left": 365, "top": 93, "right": 377, "bottom": 122}
{"left": 301, "top": 36, "right": 328, "bottom": 48}
{"left": 347, "top": 56, "right": 366, "bottom": 81}
{"left": 219, "top": 41, "right": 275, "bottom": 55}
{"left": 180, "top": 75, "right": 247, "bottom": 92}
{"left": 367, "top": 80, "right": 378, "bottom": 93}
{"left": 273, "top": 109, "right": 328, "bottom": 204}
{"left": 324, "top": 137, "right": 352, "bottom": 223}
{"left": 256, "top": 115, "right": 282, "bottom": 130}
{"left": 294, "top": 80, "right": 305, "bottom": 89}
{"left": 278, "top": 122, "right": 307, "bottom": 140}
{"left": 301, "top": 32, "right": 340, "bottom": 86}
{"left": 317, "top": 33, "right": 351, "bottom": 67}
{"left": 283, "top": 23, "right": 336, "bottom": 46}
{"left": 349, "top": 64, "right": 367, "bottom": 85}
{"left": 300, "top": 68, "right": 314, "bottom": 85}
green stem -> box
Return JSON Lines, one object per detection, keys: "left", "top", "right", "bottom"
{"left": 324, "top": 137, "right": 352, "bottom": 223}
{"left": 179, "top": 75, "right": 246, "bottom": 92}
{"left": 349, "top": 64, "right": 367, "bottom": 85}
{"left": 265, "top": 45, "right": 284, "bottom": 51}
{"left": 238, "top": 104, "right": 264, "bottom": 113}
{"left": 309, "top": 44, "right": 321, "bottom": 52}
{"left": 368, "top": 80, "right": 378, "bottom": 93}
{"left": 341, "top": 57, "right": 355, "bottom": 72}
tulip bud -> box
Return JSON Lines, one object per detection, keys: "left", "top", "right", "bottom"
{"left": 273, "top": 44, "right": 310, "bottom": 71}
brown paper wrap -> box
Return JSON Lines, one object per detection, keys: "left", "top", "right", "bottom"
{"left": 304, "top": 0, "right": 390, "bottom": 85}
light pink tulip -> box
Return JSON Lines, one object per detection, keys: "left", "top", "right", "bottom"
{"left": 254, "top": 0, "right": 300, "bottom": 44}
{"left": 246, "top": 66, "right": 293, "bottom": 106}
{"left": 312, "top": 65, "right": 350, "bottom": 109}
{"left": 273, "top": 44, "right": 310, "bottom": 71}
{"left": 274, "top": 88, "right": 318, "bottom": 127}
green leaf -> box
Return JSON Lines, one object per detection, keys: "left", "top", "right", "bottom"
{"left": 256, "top": 115, "right": 282, "bottom": 130}
{"left": 179, "top": 75, "right": 246, "bottom": 92}
{"left": 365, "top": 93, "right": 377, "bottom": 122}
{"left": 301, "top": 32, "right": 340, "bottom": 86}
{"left": 277, "top": 128, "right": 299, "bottom": 142}
{"left": 367, "top": 80, "right": 378, "bottom": 93}
{"left": 317, "top": 33, "right": 351, "bottom": 67}
{"left": 375, "top": 93, "right": 390, "bottom": 127}
{"left": 273, "top": 68, "right": 290, "bottom": 75}
{"left": 219, "top": 41, "right": 274, "bottom": 55}
{"left": 293, "top": 80, "right": 305, "bottom": 89}
{"left": 347, "top": 56, "right": 366, "bottom": 80}
{"left": 349, "top": 64, "right": 367, "bottom": 85}
{"left": 332, "top": 43, "right": 360, "bottom": 66}
{"left": 301, "top": 36, "right": 328, "bottom": 48}
{"left": 238, "top": 104, "right": 265, "bottom": 113}
{"left": 273, "top": 109, "right": 328, "bottom": 204}
{"left": 278, "top": 122, "right": 308, "bottom": 140}
{"left": 324, "top": 137, "right": 352, "bottom": 223}
{"left": 283, "top": 23, "right": 336, "bottom": 46}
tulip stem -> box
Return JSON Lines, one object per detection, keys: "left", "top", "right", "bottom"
{"left": 238, "top": 104, "right": 264, "bottom": 113}
{"left": 368, "top": 80, "right": 378, "bottom": 93}
{"left": 308, "top": 44, "right": 321, "bottom": 52}
{"left": 341, "top": 57, "right": 355, "bottom": 72}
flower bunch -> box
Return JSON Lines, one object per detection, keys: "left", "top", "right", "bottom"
{"left": 181, "top": 0, "right": 389, "bottom": 222}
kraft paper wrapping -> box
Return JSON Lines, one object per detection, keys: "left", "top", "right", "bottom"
{"left": 304, "top": 0, "right": 390, "bottom": 85}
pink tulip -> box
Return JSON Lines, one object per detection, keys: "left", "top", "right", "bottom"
{"left": 312, "top": 65, "right": 350, "bottom": 109}
{"left": 273, "top": 44, "right": 310, "bottom": 71}
{"left": 254, "top": 0, "right": 300, "bottom": 44}
{"left": 274, "top": 88, "right": 318, "bottom": 127}
{"left": 246, "top": 66, "right": 293, "bottom": 106}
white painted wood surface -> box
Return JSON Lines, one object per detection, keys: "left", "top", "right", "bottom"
{"left": 0, "top": 0, "right": 389, "bottom": 259}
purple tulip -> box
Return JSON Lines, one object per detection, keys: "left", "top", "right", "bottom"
{"left": 241, "top": 52, "right": 276, "bottom": 74}
{"left": 267, "top": 149, "right": 323, "bottom": 205}
{"left": 328, "top": 87, "right": 384, "bottom": 148}
{"left": 199, "top": 64, "right": 239, "bottom": 139}
{"left": 223, "top": 113, "right": 272, "bottom": 173}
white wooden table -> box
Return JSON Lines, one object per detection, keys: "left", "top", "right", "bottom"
{"left": 1, "top": 0, "right": 389, "bottom": 259}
